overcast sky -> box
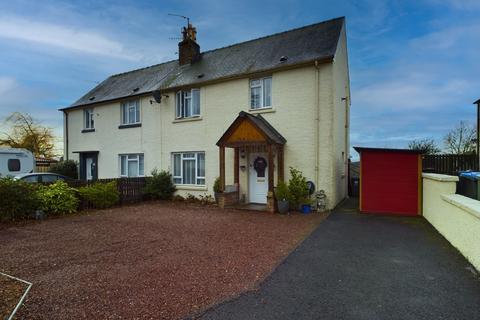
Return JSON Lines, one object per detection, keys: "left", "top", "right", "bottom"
{"left": 0, "top": 0, "right": 479, "bottom": 157}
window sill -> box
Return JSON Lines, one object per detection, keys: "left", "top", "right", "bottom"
{"left": 175, "top": 185, "right": 208, "bottom": 191}
{"left": 172, "top": 116, "right": 202, "bottom": 123}
{"left": 81, "top": 128, "right": 95, "bottom": 133}
{"left": 118, "top": 123, "right": 142, "bottom": 129}
{"left": 249, "top": 107, "right": 275, "bottom": 114}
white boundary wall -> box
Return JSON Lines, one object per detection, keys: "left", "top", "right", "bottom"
{"left": 423, "top": 173, "right": 480, "bottom": 271}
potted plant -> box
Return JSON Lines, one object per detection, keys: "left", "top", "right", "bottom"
{"left": 213, "top": 177, "right": 222, "bottom": 203}
{"left": 287, "top": 167, "right": 309, "bottom": 211}
{"left": 275, "top": 181, "right": 290, "bottom": 214}
{"left": 300, "top": 197, "right": 313, "bottom": 214}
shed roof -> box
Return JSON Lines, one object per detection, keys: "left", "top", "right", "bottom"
{"left": 64, "top": 17, "right": 344, "bottom": 110}
{"left": 353, "top": 147, "right": 424, "bottom": 154}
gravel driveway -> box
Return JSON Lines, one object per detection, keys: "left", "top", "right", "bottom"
{"left": 0, "top": 202, "right": 325, "bottom": 319}
{"left": 200, "top": 199, "right": 480, "bottom": 320}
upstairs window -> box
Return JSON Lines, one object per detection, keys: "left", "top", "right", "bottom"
{"left": 250, "top": 77, "right": 272, "bottom": 109}
{"left": 176, "top": 89, "right": 200, "bottom": 119}
{"left": 84, "top": 108, "right": 94, "bottom": 129}
{"left": 121, "top": 100, "right": 140, "bottom": 125}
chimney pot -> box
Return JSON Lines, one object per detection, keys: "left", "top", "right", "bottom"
{"left": 179, "top": 23, "right": 200, "bottom": 65}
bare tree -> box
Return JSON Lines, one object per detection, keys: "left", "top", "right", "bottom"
{"left": 408, "top": 138, "right": 441, "bottom": 154}
{"left": 0, "top": 112, "right": 56, "bottom": 158}
{"left": 443, "top": 121, "right": 476, "bottom": 155}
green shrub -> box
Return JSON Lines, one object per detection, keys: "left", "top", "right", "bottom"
{"left": 144, "top": 169, "right": 176, "bottom": 200}
{"left": 0, "top": 178, "right": 40, "bottom": 221}
{"left": 78, "top": 181, "right": 119, "bottom": 209}
{"left": 49, "top": 160, "right": 78, "bottom": 179}
{"left": 37, "top": 181, "right": 79, "bottom": 215}
{"left": 275, "top": 181, "right": 290, "bottom": 201}
{"left": 287, "top": 167, "right": 309, "bottom": 210}
{"left": 213, "top": 177, "right": 222, "bottom": 193}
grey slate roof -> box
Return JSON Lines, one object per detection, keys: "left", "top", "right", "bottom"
{"left": 66, "top": 17, "right": 344, "bottom": 109}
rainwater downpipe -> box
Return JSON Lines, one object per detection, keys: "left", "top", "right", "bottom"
{"left": 314, "top": 60, "right": 320, "bottom": 188}
{"left": 63, "top": 111, "right": 69, "bottom": 161}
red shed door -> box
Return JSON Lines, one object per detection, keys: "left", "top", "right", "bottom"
{"left": 361, "top": 152, "right": 420, "bottom": 216}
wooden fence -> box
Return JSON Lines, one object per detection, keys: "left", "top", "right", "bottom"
{"left": 35, "top": 158, "right": 58, "bottom": 173}
{"left": 422, "top": 154, "right": 478, "bottom": 176}
{"left": 68, "top": 177, "right": 147, "bottom": 209}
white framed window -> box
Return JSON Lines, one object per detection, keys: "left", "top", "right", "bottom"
{"left": 119, "top": 154, "right": 144, "bottom": 177}
{"left": 172, "top": 152, "right": 205, "bottom": 185}
{"left": 84, "top": 108, "right": 94, "bottom": 129}
{"left": 175, "top": 89, "right": 200, "bottom": 119}
{"left": 121, "top": 100, "right": 141, "bottom": 125}
{"left": 250, "top": 77, "right": 272, "bottom": 109}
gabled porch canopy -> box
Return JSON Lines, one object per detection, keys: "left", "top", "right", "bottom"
{"left": 216, "top": 111, "right": 286, "bottom": 195}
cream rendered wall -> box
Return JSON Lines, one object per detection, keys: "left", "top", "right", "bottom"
{"left": 423, "top": 173, "right": 480, "bottom": 271}
{"left": 67, "top": 61, "right": 349, "bottom": 209}
{"left": 158, "top": 66, "right": 320, "bottom": 201}
{"left": 331, "top": 25, "right": 350, "bottom": 207}
{"left": 67, "top": 97, "right": 162, "bottom": 178}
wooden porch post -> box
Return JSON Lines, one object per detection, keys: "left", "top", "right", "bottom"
{"left": 219, "top": 146, "right": 225, "bottom": 192}
{"left": 277, "top": 145, "right": 284, "bottom": 182}
{"left": 268, "top": 144, "right": 274, "bottom": 192}
{"left": 234, "top": 147, "right": 239, "bottom": 185}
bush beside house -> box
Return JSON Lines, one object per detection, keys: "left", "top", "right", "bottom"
{"left": 143, "top": 169, "right": 176, "bottom": 200}
{"left": 49, "top": 160, "right": 78, "bottom": 179}
{"left": 0, "top": 178, "right": 40, "bottom": 221}
{"left": 37, "top": 181, "right": 79, "bottom": 215}
{"left": 78, "top": 181, "right": 119, "bottom": 209}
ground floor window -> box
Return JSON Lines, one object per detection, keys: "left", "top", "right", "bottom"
{"left": 172, "top": 152, "right": 205, "bottom": 185}
{"left": 119, "top": 154, "right": 144, "bottom": 177}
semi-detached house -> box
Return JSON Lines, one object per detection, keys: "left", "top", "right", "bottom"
{"left": 61, "top": 17, "right": 351, "bottom": 211}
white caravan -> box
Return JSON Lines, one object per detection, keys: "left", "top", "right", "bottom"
{"left": 0, "top": 148, "right": 35, "bottom": 177}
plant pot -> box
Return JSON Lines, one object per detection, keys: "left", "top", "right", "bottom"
{"left": 214, "top": 192, "right": 221, "bottom": 204}
{"left": 277, "top": 200, "right": 289, "bottom": 214}
{"left": 301, "top": 204, "right": 311, "bottom": 214}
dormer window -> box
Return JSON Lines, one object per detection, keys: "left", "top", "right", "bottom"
{"left": 176, "top": 89, "right": 200, "bottom": 119}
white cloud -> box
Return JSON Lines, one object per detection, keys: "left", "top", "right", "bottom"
{"left": 0, "top": 16, "right": 141, "bottom": 60}
{"left": 0, "top": 77, "right": 17, "bottom": 96}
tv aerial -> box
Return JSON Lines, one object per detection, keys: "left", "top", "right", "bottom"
{"left": 168, "top": 13, "right": 190, "bottom": 26}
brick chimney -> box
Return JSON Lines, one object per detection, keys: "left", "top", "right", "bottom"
{"left": 178, "top": 23, "right": 201, "bottom": 65}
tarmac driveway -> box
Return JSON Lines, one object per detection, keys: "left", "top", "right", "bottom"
{"left": 199, "top": 199, "right": 480, "bottom": 320}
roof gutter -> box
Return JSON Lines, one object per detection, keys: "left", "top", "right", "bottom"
{"left": 60, "top": 56, "right": 334, "bottom": 112}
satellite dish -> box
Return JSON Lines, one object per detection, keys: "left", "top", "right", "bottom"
{"left": 152, "top": 90, "right": 162, "bottom": 103}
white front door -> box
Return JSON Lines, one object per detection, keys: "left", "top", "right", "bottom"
{"left": 249, "top": 153, "right": 268, "bottom": 204}
{"left": 86, "top": 157, "right": 93, "bottom": 181}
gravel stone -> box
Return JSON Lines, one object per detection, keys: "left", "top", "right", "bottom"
{"left": 0, "top": 202, "right": 325, "bottom": 319}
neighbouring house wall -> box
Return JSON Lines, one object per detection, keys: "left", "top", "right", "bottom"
{"left": 67, "top": 95, "right": 162, "bottom": 180}
{"left": 66, "top": 64, "right": 346, "bottom": 209}
{"left": 423, "top": 173, "right": 480, "bottom": 271}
